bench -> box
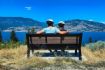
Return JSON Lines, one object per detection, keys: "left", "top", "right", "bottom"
{"left": 26, "top": 33, "right": 83, "bottom": 60}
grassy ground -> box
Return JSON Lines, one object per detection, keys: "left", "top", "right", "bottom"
{"left": 0, "top": 41, "right": 105, "bottom": 70}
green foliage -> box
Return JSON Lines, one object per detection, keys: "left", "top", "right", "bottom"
{"left": 0, "top": 31, "right": 2, "bottom": 43}
{"left": 24, "top": 28, "right": 35, "bottom": 45}
{"left": 10, "top": 30, "right": 18, "bottom": 43}
{"left": 88, "top": 36, "right": 92, "bottom": 43}
{"left": 24, "top": 36, "right": 27, "bottom": 45}
{"left": 86, "top": 41, "right": 105, "bottom": 51}
{"left": 31, "top": 27, "right": 35, "bottom": 33}
{"left": 27, "top": 28, "right": 35, "bottom": 33}
{"left": 0, "top": 41, "right": 20, "bottom": 49}
{"left": 27, "top": 28, "right": 30, "bottom": 33}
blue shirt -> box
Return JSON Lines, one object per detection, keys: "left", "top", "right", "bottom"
{"left": 42, "top": 27, "right": 60, "bottom": 33}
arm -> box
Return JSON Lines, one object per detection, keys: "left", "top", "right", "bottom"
{"left": 58, "top": 31, "right": 68, "bottom": 34}
{"left": 55, "top": 27, "right": 68, "bottom": 34}
{"left": 36, "top": 30, "right": 44, "bottom": 34}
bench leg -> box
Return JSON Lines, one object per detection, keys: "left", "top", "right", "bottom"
{"left": 79, "top": 48, "right": 82, "bottom": 60}
{"left": 27, "top": 47, "right": 30, "bottom": 58}
{"left": 75, "top": 49, "right": 77, "bottom": 55}
{"left": 31, "top": 46, "right": 34, "bottom": 54}
{"left": 32, "top": 49, "right": 34, "bottom": 54}
{"left": 49, "top": 49, "right": 53, "bottom": 53}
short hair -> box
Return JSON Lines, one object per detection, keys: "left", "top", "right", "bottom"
{"left": 47, "top": 21, "right": 54, "bottom": 26}
{"left": 58, "top": 23, "right": 64, "bottom": 27}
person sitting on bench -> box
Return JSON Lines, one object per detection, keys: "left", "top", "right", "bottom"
{"left": 58, "top": 21, "right": 67, "bottom": 53}
{"left": 58, "top": 21, "right": 66, "bottom": 31}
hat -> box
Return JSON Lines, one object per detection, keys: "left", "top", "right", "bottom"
{"left": 58, "top": 21, "right": 65, "bottom": 24}
{"left": 47, "top": 19, "right": 53, "bottom": 22}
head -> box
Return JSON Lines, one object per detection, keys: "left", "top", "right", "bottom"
{"left": 58, "top": 21, "right": 65, "bottom": 27}
{"left": 46, "top": 19, "right": 54, "bottom": 26}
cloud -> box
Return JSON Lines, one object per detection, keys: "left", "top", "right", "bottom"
{"left": 101, "top": 22, "right": 105, "bottom": 24}
{"left": 88, "top": 19, "right": 94, "bottom": 21}
{"left": 25, "top": 6, "right": 32, "bottom": 11}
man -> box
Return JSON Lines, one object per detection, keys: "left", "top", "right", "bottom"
{"left": 37, "top": 19, "right": 68, "bottom": 53}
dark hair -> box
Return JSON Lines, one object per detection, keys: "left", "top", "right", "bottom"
{"left": 47, "top": 21, "right": 53, "bottom": 26}
{"left": 58, "top": 23, "right": 64, "bottom": 27}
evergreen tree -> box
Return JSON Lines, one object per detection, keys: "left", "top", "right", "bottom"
{"left": 0, "top": 31, "right": 2, "bottom": 43}
{"left": 10, "top": 30, "right": 18, "bottom": 42}
{"left": 31, "top": 27, "right": 35, "bottom": 33}
{"left": 89, "top": 36, "right": 92, "bottom": 43}
{"left": 95, "top": 40, "right": 97, "bottom": 42}
{"left": 24, "top": 35, "right": 27, "bottom": 45}
{"left": 27, "top": 28, "right": 30, "bottom": 33}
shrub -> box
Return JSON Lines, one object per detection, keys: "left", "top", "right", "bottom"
{"left": 85, "top": 41, "right": 105, "bottom": 51}
{"left": 0, "top": 41, "right": 20, "bottom": 49}
{"left": 88, "top": 36, "right": 92, "bottom": 43}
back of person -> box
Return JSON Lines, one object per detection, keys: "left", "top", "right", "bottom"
{"left": 58, "top": 21, "right": 67, "bottom": 53}
{"left": 58, "top": 21, "right": 67, "bottom": 31}
{"left": 59, "top": 27, "right": 66, "bottom": 31}
{"left": 42, "top": 27, "right": 59, "bottom": 33}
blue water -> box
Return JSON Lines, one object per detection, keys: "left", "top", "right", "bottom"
{"left": 1, "top": 32, "right": 105, "bottom": 44}
{"left": 2, "top": 32, "right": 26, "bottom": 43}
{"left": 82, "top": 32, "right": 105, "bottom": 44}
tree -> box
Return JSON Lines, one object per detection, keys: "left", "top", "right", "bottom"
{"left": 89, "top": 36, "right": 92, "bottom": 43}
{"left": 31, "top": 27, "right": 35, "bottom": 33}
{"left": 27, "top": 27, "right": 35, "bottom": 33}
{"left": 0, "top": 31, "right": 2, "bottom": 43}
{"left": 10, "top": 30, "right": 18, "bottom": 42}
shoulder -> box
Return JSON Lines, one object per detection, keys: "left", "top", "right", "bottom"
{"left": 53, "top": 27, "right": 58, "bottom": 29}
{"left": 53, "top": 27, "right": 60, "bottom": 32}
{"left": 43, "top": 27, "right": 49, "bottom": 29}
{"left": 42, "top": 27, "right": 48, "bottom": 31}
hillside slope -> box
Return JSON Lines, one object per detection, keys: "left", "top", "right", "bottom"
{"left": 65, "top": 19, "right": 105, "bottom": 32}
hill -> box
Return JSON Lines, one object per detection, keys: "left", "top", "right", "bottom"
{"left": 0, "top": 17, "right": 105, "bottom": 32}
{"left": 64, "top": 19, "right": 105, "bottom": 32}
{"left": 0, "top": 17, "right": 45, "bottom": 31}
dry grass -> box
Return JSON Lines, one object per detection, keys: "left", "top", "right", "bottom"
{"left": 0, "top": 45, "right": 27, "bottom": 69}
{"left": 0, "top": 45, "right": 78, "bottom": 69}
{"left": 82, "top": 47, "right": 105, "bottom": 64}
{"left": 0, "top": 45, "right": 27, "bottom": 59}
{"left": 0, "top": 42, "right": 105, "bottom": 69}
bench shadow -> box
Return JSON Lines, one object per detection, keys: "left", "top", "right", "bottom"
{"left": 33, "top": 51, "right": 79, "bottom": 57}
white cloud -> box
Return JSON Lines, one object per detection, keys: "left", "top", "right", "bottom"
{"left": 88, "top": 19, "right": 94, "bottom": 21}
{"left": 25, "top": 6, "right": 32, "bottom": 11}
{"left": 101, "top": 22, "right": 105, "bottom": 24}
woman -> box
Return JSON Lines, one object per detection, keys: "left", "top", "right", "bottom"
{"left": 58, "top": 21, "right": 66, "bottom": 31}
{"left": 58, "top": 21, "right": 67, "bottom": 54}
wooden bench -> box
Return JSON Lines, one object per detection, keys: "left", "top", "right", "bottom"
{"left": 26, "top": 33, "right": 83, "bottom": 60}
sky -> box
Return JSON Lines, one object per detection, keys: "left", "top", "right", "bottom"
{"left": 0, "top": 0, "right": 105, "bottom": 23}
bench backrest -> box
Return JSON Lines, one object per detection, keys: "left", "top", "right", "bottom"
{"left": 26, "top": 33, "right": 82, "bottom": 46}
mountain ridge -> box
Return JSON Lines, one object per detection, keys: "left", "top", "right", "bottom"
{"left": 64, "top": 19, "right": 105, "bottom": 32}
{"left": 0, "top": 17, "right": 105, "bottom": 32}
{"left": 0, "top": 17, "right": 44, "bottom": 30}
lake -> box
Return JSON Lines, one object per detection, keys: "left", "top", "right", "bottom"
{"left": 1, "top": 32, "right": 105, "bottom": 44}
